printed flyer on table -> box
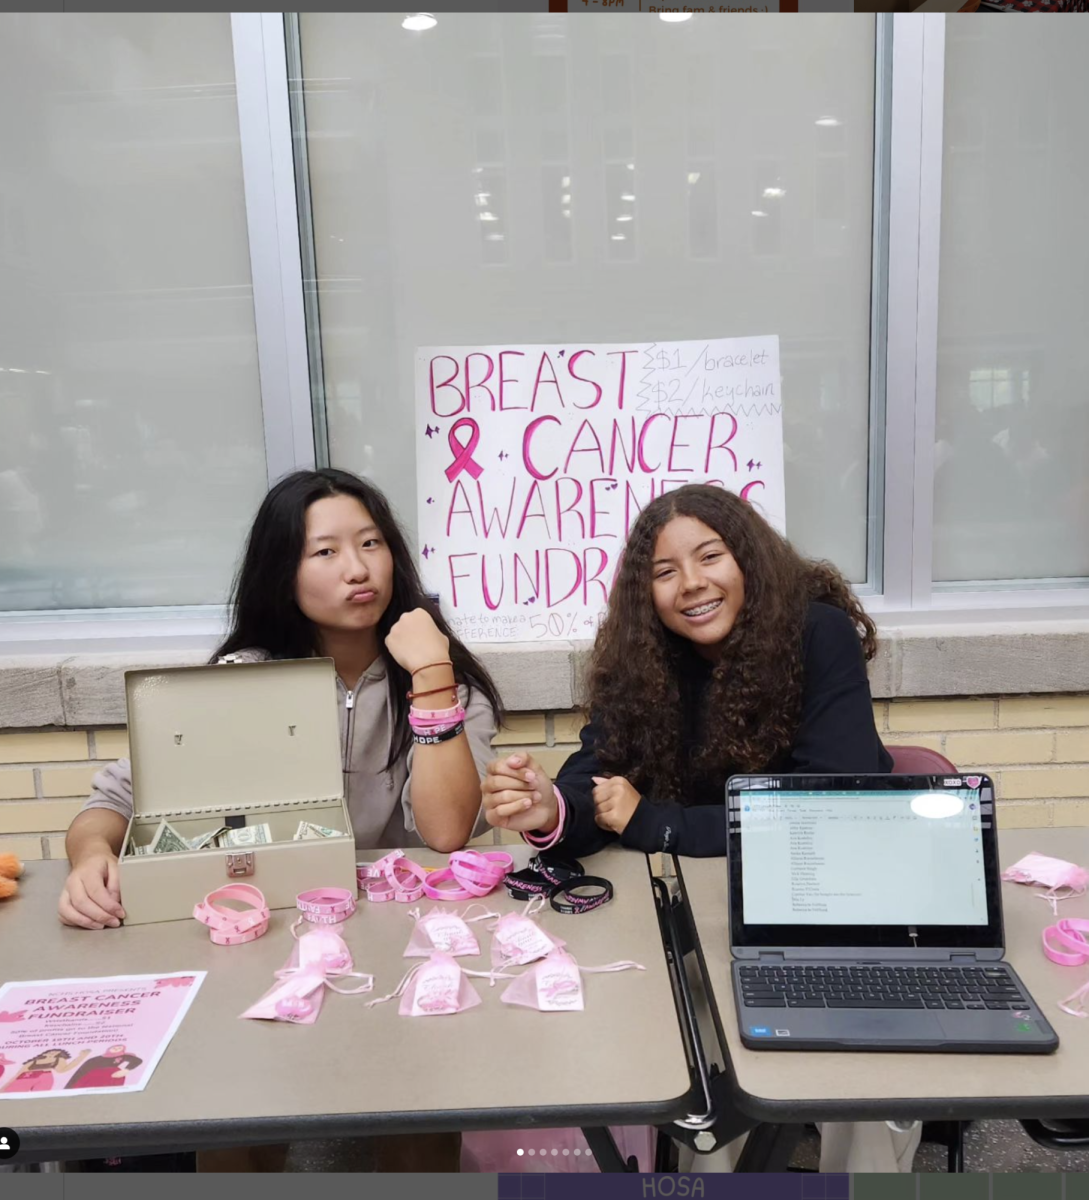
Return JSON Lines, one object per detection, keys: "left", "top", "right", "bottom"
{"left": 0, "top": 972, "right": 205, "bottom": 1099}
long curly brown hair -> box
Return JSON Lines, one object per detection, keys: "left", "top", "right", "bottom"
{"left": 588, "top": 485, "right": 876, "bottom": 802}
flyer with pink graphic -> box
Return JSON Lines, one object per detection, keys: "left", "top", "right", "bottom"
{"left": 416, "top": 336, "right": 784, "bottom": 644}
{"left": 0, "top": 972, "right": 205, "bottom": 1099}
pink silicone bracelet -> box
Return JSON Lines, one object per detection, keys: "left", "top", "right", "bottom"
{"left": 296, "top": 888, "right": 357, "bottom": 924}
{"left": 358, "top": 852, "right": 427, "bottom": 903}
{"left": 1043, "top": 919, "right": 1089, "bottom": 966}
{"left": 449, "top": 849, "right": 511, "bottom": 883}
{"left": 193, "top": 884, "right": 270, "bottom": 946}
{"left": 383, "top": 855, "right": 430, "bottom": 897}
{"left": 409, "top": 708, "right": 465, "bottom": 727}
{"left": 409, "top": 706, "right": 466, "bottom": 726}
{"left": 297, "top": 887, "right": 356, "bottom": 915}
{"left": 447, "top": 850, "right": 512, "bottom": 896}
{"left": 476, "top": 850, "right": 515, "bottom": 874}
{"left": 357, "top": 850, "right": 405, "bottom": 880}
{"left": 362, "top": 877, "right": 398, "bottom": 903}
{"left": 447, "top": 855, "right": 504, "bottom": 897}
{"left": 523, "top": 787, "right": 567, "bottom": 851}
{"left": 421, "top": 868, "right": 475, "bottom": 902}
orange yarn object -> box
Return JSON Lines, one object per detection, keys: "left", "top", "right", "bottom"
{"left": 0, "top": 853, "right": 25, "bottom": 879}
{"left": 0, "top": 852, "right": 23, "bottom": 899}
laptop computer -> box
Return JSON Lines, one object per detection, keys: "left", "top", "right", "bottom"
{"left": 727, "top": 773, "right": 1058, "bottom": 1053}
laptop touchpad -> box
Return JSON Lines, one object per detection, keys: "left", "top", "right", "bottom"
{"left": 849, "top": 1011, "right": 943, "bottom": 1040}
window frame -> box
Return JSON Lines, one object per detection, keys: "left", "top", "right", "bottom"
{"left": 2, "top": 12, "right": 1086, "bottom": 651}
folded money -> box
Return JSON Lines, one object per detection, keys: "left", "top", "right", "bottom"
{"left": 307, "top": 822, "right": 343, "bottom": 838}
{"left": 149, "top": 818, "right": 190, "bottom": 855}
{"left": 188, "top": 826, "right": 230, "bottom": 851}
{"left": 293, "top": 820, "right": 343, "bottom": 841}
{"left": 220, "top": 823, "right": 272, "bottom": 847}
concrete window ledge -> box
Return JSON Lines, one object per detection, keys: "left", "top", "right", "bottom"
{"left": 1, "top": 620, "right": 1088, "bottom": 729}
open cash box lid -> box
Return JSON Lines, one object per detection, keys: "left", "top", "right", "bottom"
{"left": 126, "top": 658, "right": 344, "bottom": 817}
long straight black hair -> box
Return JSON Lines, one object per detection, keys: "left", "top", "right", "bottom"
{"left": 214, "top": 469, "right": 502, "bottom": 771}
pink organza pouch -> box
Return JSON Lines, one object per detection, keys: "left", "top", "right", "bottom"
{"left": 500, "top": 950, "right": 644, "bottom": 1013}
{"left": 240, "top": 925, "right": 373, "bottom": 1024}
{"left": 489, "top": 897, "right": 567, "bottom": 982}
{"left": 1002, "top": 852, "right": 1089, "bottom": 914}
{"left": 369, "top": 952, "right": 503, "bottom": 1017}
{"left": 403, "top": 904, "right": 496, "bottom": 958}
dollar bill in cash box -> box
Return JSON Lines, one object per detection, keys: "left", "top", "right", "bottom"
{"left": 118, "top": 658, "right": 357, "bottom": 924}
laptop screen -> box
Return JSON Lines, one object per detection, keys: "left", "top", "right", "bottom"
{"left": 728, "top": 774, "right": 1003, "bottom": 952}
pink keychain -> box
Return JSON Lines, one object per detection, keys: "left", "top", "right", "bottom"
{"left": 1003, "top": 852, "right": 1089, "bottom": 914}
{"left": 500, "top": 950, "right": 645, "bottom": 1013}
{"left": 403, "top": 903, "right": 498, "bottom": 958}
{"left": 489, "top": 896, "right": 567, "bottom": 982}
{"left": 240, "top": 925, "right": 373, "bottom": 1024}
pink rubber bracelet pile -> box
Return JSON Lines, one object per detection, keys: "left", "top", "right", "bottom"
{"left": 357, "top": 850, "right": 428, "bottom": 903}
{"left": 422, "top": 850, "right": 514, "bottom": 901}
{"left": 296, "top": 887, "right": 357, "bottom": 925}
{"left": 193, "top": 884, "right": 270, "bottom": 946}
{"left": 356, "top": 848, "right": 513, "bottom": 903}
{"left": 1043, "top": 918, "right": 1089, "bottom": 967}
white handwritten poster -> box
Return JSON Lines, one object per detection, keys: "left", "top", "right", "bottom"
{"left": 415, "top": 337, "right": 784, "bottom": 644}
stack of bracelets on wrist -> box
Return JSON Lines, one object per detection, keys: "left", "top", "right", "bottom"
{"left": 407, "top": 661, "right": 465, "bottom": 745}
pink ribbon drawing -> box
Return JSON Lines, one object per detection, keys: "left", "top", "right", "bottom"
{"left": 543, "top": 978, "right": 580, "bottom": 1000}
{"left": 418, "top": 992, "right": 458, "bottom": 1013}
{"left": 445, "top": 418, "right": 483, "bottom": 483}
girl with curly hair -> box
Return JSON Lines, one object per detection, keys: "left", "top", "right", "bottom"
{"left": 483, "top": 483, "right": 889, "bottom": 857}
{"left": 483, "top": 484, "right": 911, "bottom": 1174}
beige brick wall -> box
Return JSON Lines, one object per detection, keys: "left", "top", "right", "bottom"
{"left": 877, "top": 695, "right": 1089, "bottom": 829}
{"left": 4, "top": 695, "right": 1089, "bottom": 860}
{"left": 0, "top": 730, "right": 128, "bottom": 861}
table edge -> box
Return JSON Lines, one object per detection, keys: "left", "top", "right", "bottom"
{"left": 672, "top": 855, "right": 1089, "bottom": 1125}
{"left": 11, "top": 1090, "right": 698, "bottom": 1161}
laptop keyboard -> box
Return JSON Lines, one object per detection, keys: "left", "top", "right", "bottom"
{"left": 738, "top": 964, "right": 1028, "bottom": 1010}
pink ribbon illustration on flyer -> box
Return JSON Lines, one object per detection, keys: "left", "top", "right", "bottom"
{"left": 0, "top": 972, "right": 205, "bottom": 1099}
{"left": 415, "top": 336, "right": 784, "bottom": 643}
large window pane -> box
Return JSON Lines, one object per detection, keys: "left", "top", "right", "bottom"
{"left": 935, "top": 25, "right": 1089, "bottom": 585}
{"left": 298, "top": 14, "right": 878, "bottom": 582}
{"left": 0, "top": 14, "right": 267, "bottom": 611}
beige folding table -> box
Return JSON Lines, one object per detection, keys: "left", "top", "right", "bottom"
{"left": 1, "top": 847, "right": 697, "bottom": 1170}
{"left": 673, "top": 827, "right": 1089, "bottom": 1171}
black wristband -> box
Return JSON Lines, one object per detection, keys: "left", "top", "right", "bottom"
{"left": 528, "top": 853, "right": 584, "bottom": 887}
{"left": 412, "top": 721, "right": 464, "bottom": 746}
{"left": 506, "top": 852, "right": 585, "bottom": 900}
{"left": 505, "top": 869, "right": 555, "bottom": 900}
{"left": 549, "top": 875, "right": 613, "bottom": 915}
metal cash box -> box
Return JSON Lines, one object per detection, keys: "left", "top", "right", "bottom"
{"left": 118, "top": 658, "right": 357, "bottom": 925}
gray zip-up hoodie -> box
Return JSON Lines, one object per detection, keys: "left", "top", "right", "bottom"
{"left": 80, "top": 649, "right": 496, "bottom": 851}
